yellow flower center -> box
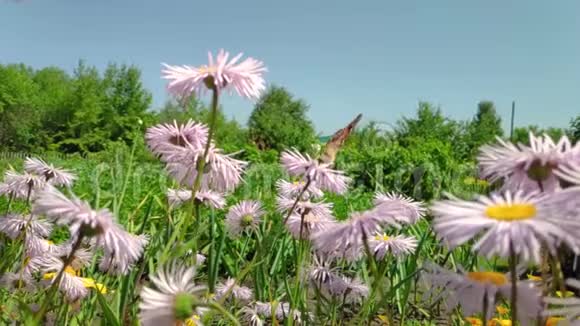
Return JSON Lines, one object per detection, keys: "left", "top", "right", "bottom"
{"left": 185, "top": 315, "right": 201, "bottom": 326}
{"left": 80, "top": 278, "right": 107, "bottom": 294}
{"left": 198, "top": 65, "right": 217, "bottom": 74}
{"left": 556, "top": 290, "right": 575, "bottom": 298}
{"left": 485, "top": 204, "right": 537, "bottom": 221}
{"left": 488, "top": 319, "right": 512, "bottom": 326}
{"left": 465, "top": 317, "right": 483, "bottom": 326}
{"left": 496, "top": 305, "right": 509, "bottom": 315}
{"left": 527, "top": 274, "right": 542, "bottom": 282}
{"left": 42, "top": 266, "right": 78, "bottom": 280}
{"left": 374, "top": 234, "right": 390, "bottom": 241}
{"left": 293, "top": 180, "right": 305, "bottom": 186}
{"left": 466, "top": 271, "right": 508, "bottom": 286}
{"left": 545, "top": 317, "right": 564, "bottom": 326}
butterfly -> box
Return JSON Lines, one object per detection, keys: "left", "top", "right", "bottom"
{"left": 318, "top": 114, "right": 362, "bottom": 166}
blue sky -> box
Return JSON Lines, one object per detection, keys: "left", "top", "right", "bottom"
{"left": 1, "top": 0, "right": 579, "bottom": 134}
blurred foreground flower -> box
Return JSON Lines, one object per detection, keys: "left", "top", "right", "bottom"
{"left": 422, "top": 263, "right": 542, "bottom": 325}
{"left": 139, "top": 262, "right": 206, "bottom": 326}
{"left": 432, "top": 190, "right": 580, "bottom": 263}
{"left": 478, "top": 133, "right": 578, "bottom": 193}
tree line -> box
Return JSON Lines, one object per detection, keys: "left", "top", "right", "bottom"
{"left": 1, "top": 61, "right": 579, "bottom": 165}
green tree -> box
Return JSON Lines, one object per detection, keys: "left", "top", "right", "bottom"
{"left": 248, "top": 86, "right": 316, "bottom": 153}
{"left": 394, "top": 102, "right": 468, "bottom": 159}
{"left": 512, "top": 125, "right": 567, "bottom": 145}
{"left": 0, "top": 64, "right": 42, "bottom": 151}
{"left": 466, "top": 101, "right": 503, "bottom": 157}
{"left": 101, "top": 63, "right": 153, "bottom": 145}
{"left": 571, "top": 116, "right": 580, "bottom": 142}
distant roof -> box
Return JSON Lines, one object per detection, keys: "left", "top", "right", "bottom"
{"left": 318, "top": 135, "right": 331, "bottom": 143}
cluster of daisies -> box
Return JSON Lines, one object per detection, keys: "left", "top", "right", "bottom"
{"left": 424, "top": 132, "right": 580, "bottom": 325}
{"left": 141, "top": 49, "right": 429, "bottom": 325}
{"left": 0, "top": 158, "right": 147, "bottom": 315}
{"left": 143, "top": 113, "right": 426, "bottom": 325}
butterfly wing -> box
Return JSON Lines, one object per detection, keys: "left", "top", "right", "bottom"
{"left": 319, "top": 114, "right": 362, "bottom": 165}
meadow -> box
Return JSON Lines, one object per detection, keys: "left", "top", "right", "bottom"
{"left": 1, "top": 50, "right": 580, "bottom": 326}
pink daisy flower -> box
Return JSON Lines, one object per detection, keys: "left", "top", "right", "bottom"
{"left": 33, "top": 187, "right": 147, "bottom": 275}
{"left": 166, "top": 188, "right": 225, "bottom": 209}
{"left": 373, "top": 192, "right": 426, "bottom": 224}
{"left": 24, "top": 157, "right": 76, "bottom": 187}
{"left": 0, "top": 213, "right": 52, "bottom": 239}
{"left": 139, "top": 262, "right": 206, "bottom": 326}
{"left": 39, "top": 256, "right": 89, "bottom": 302}
{"left": 276, "top": 179, "right": 323, "bottom": 199}
{"left": 162, "top": 49, "right": 267, "bottom": 100}
{"left": 215, "top": 278, "right": 253, "bottom": 302}
{"left": 225, "top": 200, "right": 264, "bottom": 237}
{"left": 312, "top": 206, "right": 400, "bottom": 261}
{"left": 369, "top": 233, "right": 418, "bottom": 259}
{"left": 280, "top": 149, "right": 351, "bottom": 194}
{"left": 432, "top": 190, "right": 580, "bottom": 264}
{"left": 145, "top": 120, "right": 208, "bottom": 160}
{"left": 478, "top": 133, "right": 576, "bottom": 193}
{"left": 285, "top": 212, "right": 335, "bottom": 240}
{"left": 276, "top": 196, "right": 334, "bottom": 219}
{"left": 422, "top": 263, "right": 542, "bottom": 325}
{"left": 324, "top": 275, "right": 369, "bottom": 304}
{"left": 166, "top": 145, "right": 247, "bottom": 192}
{"left": 1, "top": 170, "right": 46, "bottom": 199}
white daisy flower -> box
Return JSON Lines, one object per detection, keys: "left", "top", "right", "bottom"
{"left": 24, "top": 157, "right": 76, "bottom": 187}
{"left": 24, "top": 234, "right": 61, "bottom": 257}
{"left": 285, "top": 212, "right": 335, "bottom": 240}
{"left": 369, "top": 233, "right": 418, "bottom": 259}
{"left": 0, "top": 272, "right": 36, "bottom": 292}
{"left": 478, "top": 133, "right": 575, "bottom": 193}
{"left": 215, "top": 278, "right": 253, "bottom": 302}
{"left": 224, "top": 200, "right": 264, "bottom": 237}
{"left": 146, "top": 120, "right": 209, "bottom": 160}
{"left": 166, "top": 188, "right": 225, "bottom": 209}
{"left": 240, "top": 306, "right": 265, "bottom": 326}
{"left": 324, "top": 275, "right": 369, "bottom": 304}
{"left": 544, "top": 278, "right": 580, "bottom": 324}
{"left": 422, "top": 263, "right": 542, "bottom": 325}
{"left": 557, "top": 163, "right": 580, "bottom": 187}
{"left": 165, "top": 145, "right": 247, "bottom": 192}
{"left": 373, "top": 192, "right": 426, "bottom": 224}
{"left": 432, "top": 190, "right": 580, "bottom": 264}
{"left": 139, "top": 262, "right": 206, "bottom": 326}
{"left": 276, "top": 196, "right": 333, "bottom": 219}
{"left": 39, "top": 256, "right": 89, "bottom": 302}
{"left": 307, "top": 254, "right": 339, "bottom": 286}
{"left": 276, "top": 179, "right": 323, "bottom": 199}
{"left": 312, "top": 206, "right": 400, "bottom": 261}
{"left": 0, "top": 213, "right": 52, "bottom": 239}
{"left": 33, "top": 187, "right": 147, "bottom": 274}
{"left": 1, "top": 170, "right": 46, "bottom": 200}
{"left": 280, "top": 149, "right": 351, "bottom": 194}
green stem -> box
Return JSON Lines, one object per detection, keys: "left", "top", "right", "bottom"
{"left": 191, "top": 87, "right": 219, "bottom": 199}
{"left": 550, "top": 251, "right": 566, "bottom": 296}
{"left": 482, "top": 295, "right": 489, "bottom": 325}
{"left": 35, "top": 234, "right": 84, "bottom": 323}
{"left": 205, "top": 302, "right": 241, "bottom": 326}
{"left": 509, "top": 244, "right": 518, "bottom": 326}
{"left": 282, "top": 178, "right": 312, "bottom": 226}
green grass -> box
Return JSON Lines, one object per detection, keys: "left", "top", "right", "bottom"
{"left": 0, "top": 149, "right": 492, "bottom": 325}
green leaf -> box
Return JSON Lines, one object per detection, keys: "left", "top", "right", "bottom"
{"left": 96, "top": 290, "right": 121, "bottom": 326}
